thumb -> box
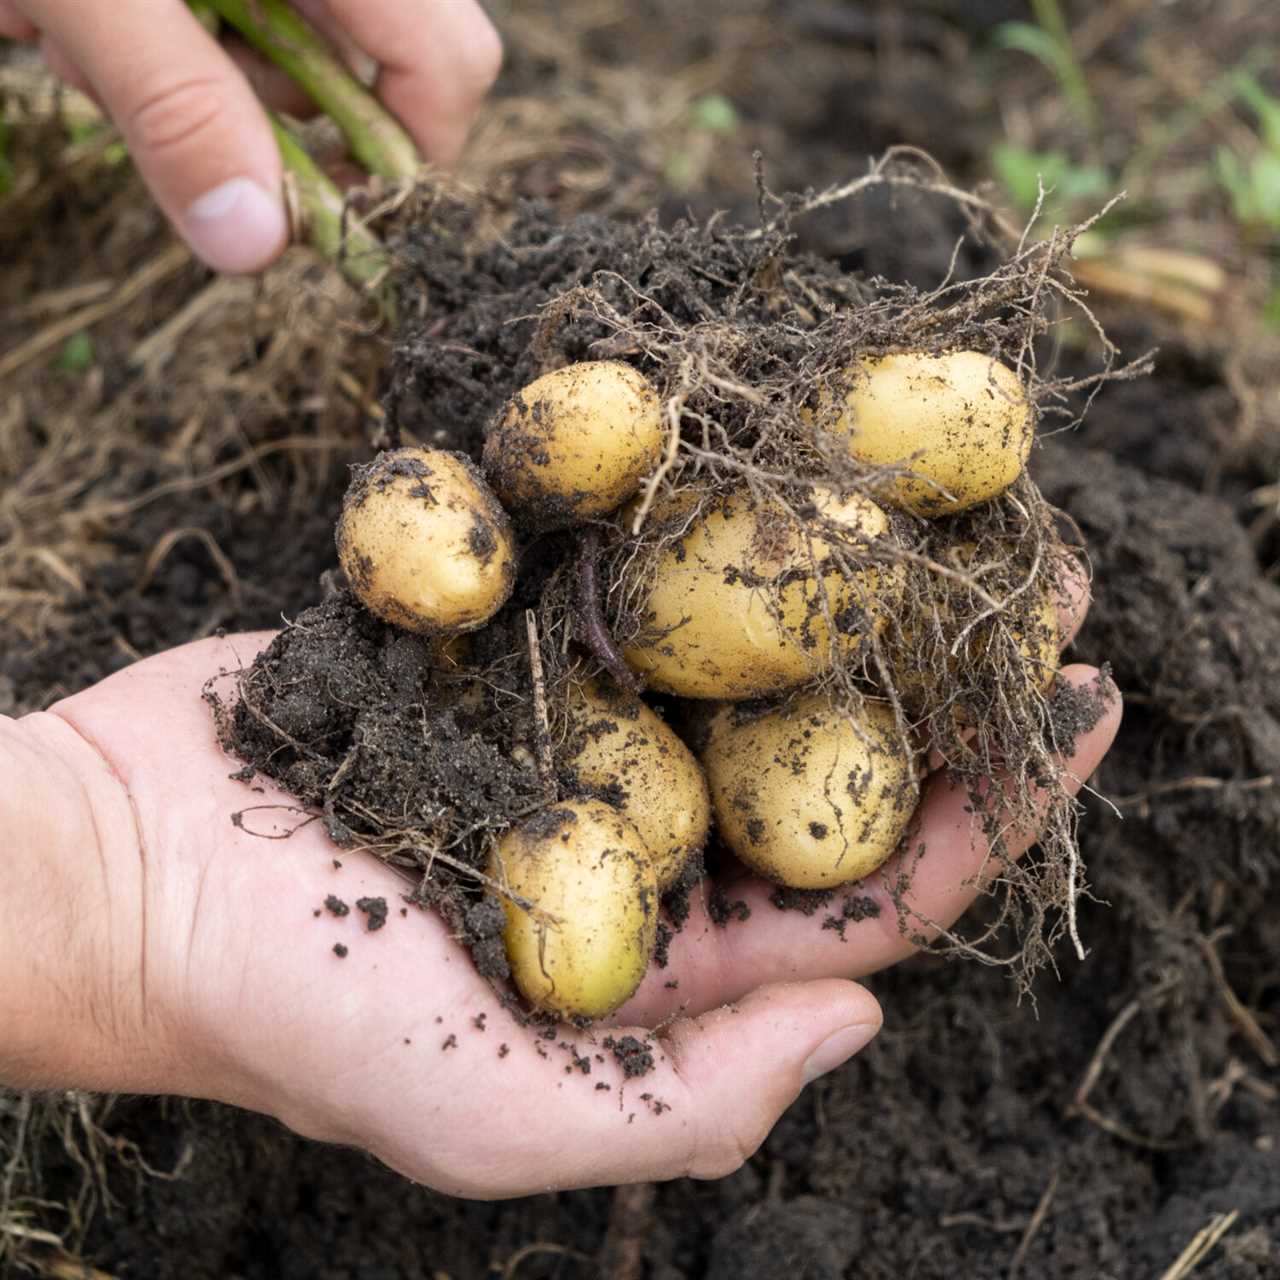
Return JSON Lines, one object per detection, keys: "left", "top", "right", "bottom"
{"left": 38, "top": 0, "right": 287, "bottom": 274}
{"left": 400, "top": 979, "right": 883, "bottom": 1197}
{"left": 656, "top": 979, "right": 883, "bottom": 1180}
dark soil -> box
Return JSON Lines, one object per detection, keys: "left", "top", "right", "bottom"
{"left": 3, "top": 3, "right": 1278, "bottom": 1278}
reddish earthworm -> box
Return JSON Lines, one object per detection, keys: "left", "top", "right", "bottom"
{"left": 577, "top": 527, "right": 643, "bottom": 693}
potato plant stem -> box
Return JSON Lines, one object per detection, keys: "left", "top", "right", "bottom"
{"left": 198, "top": 0, "right": 421, "bottom": 180}
{"left": 271, "top": 116, "right": 394, "bottom": 312}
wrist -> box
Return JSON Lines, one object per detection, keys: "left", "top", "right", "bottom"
{"left": 0, "top": 713, "right": 187, "bottom": 1094}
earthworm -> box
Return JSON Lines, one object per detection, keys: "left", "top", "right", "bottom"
{"left": 577, "top": 527, "right": 643, "bottom": 693}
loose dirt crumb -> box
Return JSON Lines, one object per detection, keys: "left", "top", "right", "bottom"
{"left": 324, "top": 895, "right": 349, "bottom": 917}
{"left": 770, "top": 887, "right": 836, "bottom": 916}
{"left": 603, "top": 1035, "right": 655, "bottom": 1077}
{"left": 822, "top": 894, "right": 881, "bottom": 938}
{"left": 356, "top": 897, "right": 388, "bottom": 931}
{"left": 708, "top": 885, "right": 751, "bottom": 926}
{"left": 653, "top": 920, "right": 673, "bottom": 967}
{"left": 442, "top": 1034, "right": 457, "bottom": 1051}
{"left": 333, "top": 943, "right": 348, "bottom": 959}
{"left": 1049, "top": 664, "right": 1116, "bottom": 757}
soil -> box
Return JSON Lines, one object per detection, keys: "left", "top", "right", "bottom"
{"left": 2, "top": 2, "right": 1278, "bottom": 1278}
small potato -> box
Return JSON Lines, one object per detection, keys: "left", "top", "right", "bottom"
{"left": 890, "top": 544, "right": 1061, "bottom": 718}
{"left": 702, "top": 694, "right": 918, "bottom": 889}
{"left": 623, "top": 487, "right": 895, "bottom": 699}
{"left": 564, "top": 678, "right": 710, "bottom": 888}
{"left": 336, "top": 448, "right": 516, "bottom": 635}
{"left": 484, "top": 361, "right": 664, "bottom": 527}
{"left": 820, "top": 351, "right": 1032, "bottom": 517}
{"left": 493, "top": 799, "right": 658, "bottom": 1019}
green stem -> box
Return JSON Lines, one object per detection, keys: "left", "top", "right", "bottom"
{"left": 1029, "top": 0, "right": 1094, "bottom": 131}
{"left": 200, "top": 0, "right": 420, "bottom": 180}
{"left": 271, "top": 116, "right": 396, "bottom": 317}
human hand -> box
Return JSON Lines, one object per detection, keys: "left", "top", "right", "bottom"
{"left": 0, "top": 0, "right": 502, "bottom": 273}
{"left": 0, "top": 624, "right": 1118, "bottom": 1197}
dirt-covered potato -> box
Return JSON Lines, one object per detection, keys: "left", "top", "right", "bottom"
{"left": 623, "top": 487, "right": 895, "bottom": 699}
{"left": 891, "top": 544, "right": 1062, "bottom": 718}
{"left": 702, "top": 694, "right": 918, "bottom": 889}
{"left": 336, "top": 447, "right": 516, "bottom": 635}
{"left": 483, "top": 361, "right": 664, "bottom": 528}
{"left": 492, "top": 799, "right": 658, "bottom": 1019}
{"left": 821, "top": 351, "right": 1032, "bottom": 517}
{"left": 564, "top": 678, "right": 710, "bottom": 887}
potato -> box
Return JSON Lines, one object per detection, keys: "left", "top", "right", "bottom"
{"left": 493, "top": 799, "right": 658, "bottom": 1019}
{"left": 564, "top": 678, "right": 710, "bottom": 887}
{"left": 702, "top": 694, "right": 918, "bottom": 889}
{"left": 484, "top": 361, "right": 664, "bottom": 527}
{"left": 336, "top": 447, "right": 516, "bottom": 635}
{"left": 820, "top": 351, "right": 1032, "bottom": 517}
{"left": 891, "top": 544, "right": 1061, "bottom": 717}
{"left": 623, "top": 486, "right": 895, "bottom": 699}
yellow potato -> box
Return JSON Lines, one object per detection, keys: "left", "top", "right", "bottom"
{"left": 890, "top": 544, "right": 1061, "bottom": 717}
{"left": 622, "top": 487, "right": 895, "bottom": 699}
{"left": 702, "top": 694, "right": 918, "bottom": 889}
{"left": 564, "top": 678, "right": 710, "bottom": 887}
{"left": 493, "top": 799, "right": 658, "bottom": 1019}
{"left": 820, "top": 351, "right": 1032, "bottom": 517}
{"left": 337, "top": 448, "right": 516, "bottom": 635}
{"left": 484, "top": 361, "right": 664, "bottom": 527}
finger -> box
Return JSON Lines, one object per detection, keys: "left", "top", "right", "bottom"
{"left": 36, "top": 0, "right": 287, "bottom": 273}
{"left": 221, "top": 39, "right": 320, "bottom": 119}
{"left": 370, "top": 979, "right": 881, "bottom": 1197}
{"left": 1054, "top": 553, "right": 1091, "bottom": 650}
{"left": 289, "top": 0, "right": 372, "bottom": 77}
{"left": 620, "top": 663, "right": 1121, "bottom": 1024}
{"left": 220, "top": 0, "right": 376, "bottom": 115}
{"left": 324, "top": 0, "right": 503, "bottom": 165}
{"left": 0, "top": 1, "right": 36, "bottom": 39}
{"left": 38, "top": 35, "right": 98, "bottom": 103}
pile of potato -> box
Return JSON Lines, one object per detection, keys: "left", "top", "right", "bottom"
{"left": 335, "top": 352, "right": 1042, "bottom": 1019}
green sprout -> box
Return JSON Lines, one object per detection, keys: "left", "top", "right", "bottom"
{"left": 691, "top": 93, "right": 739, "bottom": 135}
{"left": 994, "top": 0, "right": 1095, "bottom": 131}
{"left": 1215, "top": 73, "right": 1280, "bottom": 232}
{"left": 991, "top": 142, "right": 1110, "bottom": 217}
{"left": 56, "top": 332, "right": 95, "bottom": 373}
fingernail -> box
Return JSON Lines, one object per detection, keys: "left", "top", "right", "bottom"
{"left": 182, "top": 177, "right": 287, "bottom": 274}
{"left": 802, "top": 1022, "right": 879, "bottom": 1084}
